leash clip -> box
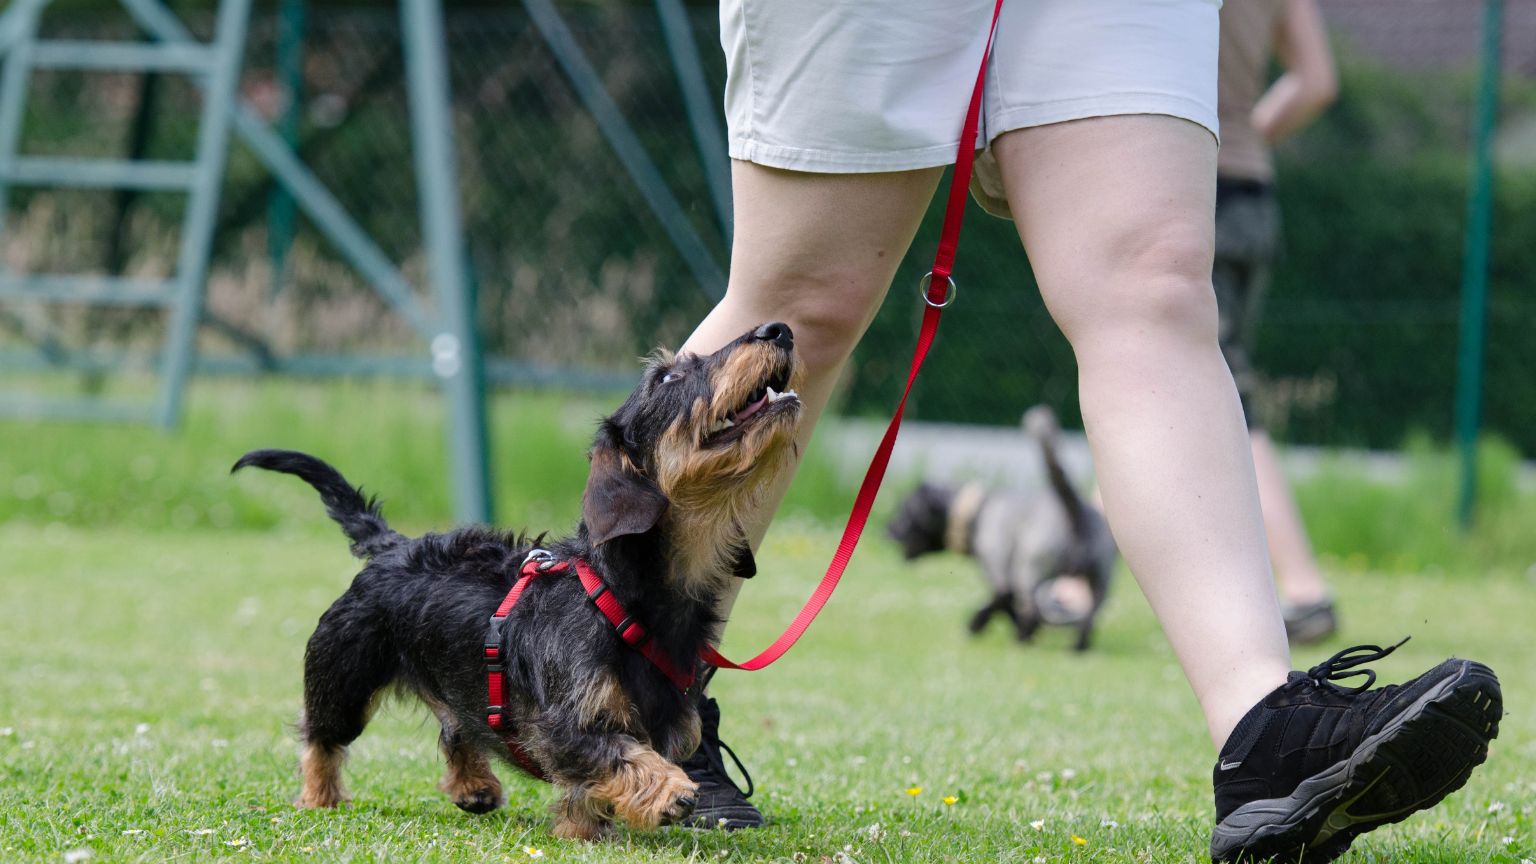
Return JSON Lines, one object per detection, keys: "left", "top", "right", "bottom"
{"left": 919, "top": 271, "right": 957, "bottom": 308}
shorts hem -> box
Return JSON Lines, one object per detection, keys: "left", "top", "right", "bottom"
{"left": 727, "top": 139, "right": 969, "bottom": 174}
{"left": 988, "top": 93, "right": 1220, "bottom": 144}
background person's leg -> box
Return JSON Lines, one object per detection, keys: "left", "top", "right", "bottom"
{"left": 993, "top": 115, "right": 1291, "bottom": 748}
{"left": 1252, "top": 430, "right": 1330, "bottom": 609}
{"left": 681, "top": 161, "right": 942, "bottom": 620}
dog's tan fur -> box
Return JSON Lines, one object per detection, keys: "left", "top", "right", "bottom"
{"left": 591, "top": 742, "right": 699, "bottom": 830}
{"left": 297, "top": 742, "right": 349, "bottom": 809}
{"left": 653, "top": 346, "right": 802, "bottom": 600}
{"left": 574, "top": 670, "right": 640, "bottom": 731}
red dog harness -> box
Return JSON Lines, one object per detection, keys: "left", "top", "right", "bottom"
{"left": 483, "top": 551, "right": 698, "bottom": 775}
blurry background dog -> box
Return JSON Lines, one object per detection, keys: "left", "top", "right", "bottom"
{"left": 887, "top": 406, "right": 1117, "bottom": 651}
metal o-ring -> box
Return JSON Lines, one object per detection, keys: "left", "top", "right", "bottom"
{"left": 919, "top": 271, "right": 957, "bottom": 308}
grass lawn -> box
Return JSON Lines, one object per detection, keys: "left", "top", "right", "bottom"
{"left": 2, "top": 515, "right": 1531, "bottom": 863}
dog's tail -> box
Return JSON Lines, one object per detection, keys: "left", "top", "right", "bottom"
{"left": 1021, "top": 406, "right": 1090, "bottom": 539}
{"left": 232, "top": 449, "right": 400, "bottom": 558}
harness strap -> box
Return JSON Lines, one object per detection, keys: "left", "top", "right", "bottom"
{"left": 483, "top": 554, "right": 570, "bottom": 780}
{"left": 701, "top": 0, "right": 1005, "bottom": 673}
{"left": 574, "top": 559, "right": 696, "bottom": 692}
{"left": 485, "top": 555, "right": 568, "bottom": 732}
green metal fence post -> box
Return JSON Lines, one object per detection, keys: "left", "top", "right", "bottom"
{"left": 1454, "top": 0, "right": 1503, "bottom": 529}
{"left": 402, "top": 0, "right": 493, "bottom": 525}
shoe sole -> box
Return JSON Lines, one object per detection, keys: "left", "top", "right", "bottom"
{"left": 678, "top": 808, "right": 765, "bottom": 830}
{"left": 1210, "top": 659, "right": 1502, "bottom": 863}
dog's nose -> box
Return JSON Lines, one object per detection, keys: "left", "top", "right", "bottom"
{"left": 753, "top": 322, "right": 793, "bottom": 349}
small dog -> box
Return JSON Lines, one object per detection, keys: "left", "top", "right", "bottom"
{"left": 233, "top": 322, "right": 802, "bottom": 839}
{"left": 886, "top": 406, "right": 1117, "bottom": 651}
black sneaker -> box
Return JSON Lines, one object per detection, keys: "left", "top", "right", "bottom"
{"left": 1210, "top": 640, "right": 1501, "bottom": 863}
{"left": 677, "top": 694, "right": 763, "bottom": 830}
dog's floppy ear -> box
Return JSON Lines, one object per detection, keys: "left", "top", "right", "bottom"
{"left": 582, "top": 426, "right": 668, "bottom": 546}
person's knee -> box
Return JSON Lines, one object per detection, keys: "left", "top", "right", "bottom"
{"left": 1050, "top": 220, "right": 1218, "bottom": 350}
{"left": 725, "top": 267, "right": 888, "bottom": 377}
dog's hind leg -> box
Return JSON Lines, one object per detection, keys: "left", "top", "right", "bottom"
{"left": 1008, "top": 595, "right": 1042, "bottom": 643}
{"left": 967, "top": 590, "right": 1013, "bottom": 635}
{"left": 296, "top": 598, "right": 397, "bottom": 808}
{"left": 428, "top": 702, "right": 504, "bottom": 814}
{"left": 1072, "top": 565, "right": 1113, "bottom": 652}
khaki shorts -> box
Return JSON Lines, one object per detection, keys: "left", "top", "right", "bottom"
{"left": 719, "top": 0, "right": 1221, "bottom": 217}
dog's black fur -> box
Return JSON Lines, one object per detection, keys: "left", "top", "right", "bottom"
{"left": 233, "top": 323, "right": 802, "bottom": 839}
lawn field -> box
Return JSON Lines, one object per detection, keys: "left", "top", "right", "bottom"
{"left": 2, "top": 516, "right": 1532, "bottom": 863}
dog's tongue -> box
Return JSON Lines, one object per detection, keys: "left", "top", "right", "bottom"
{"left": 734, "top": 391, "right": 769, "bottom": 423}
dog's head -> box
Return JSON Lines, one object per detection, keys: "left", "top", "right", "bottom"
{"left": 581, "top": 323, "right": 803, "bottom": 591}
{"left": 885, "top": 482, "right": 954, "bottom": 561}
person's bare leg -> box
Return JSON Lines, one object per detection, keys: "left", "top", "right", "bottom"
{"left": 1251, "top": 431, "right": 1329, "bottom": 606}
{"left": 681, "top": 162, "right": 942, "bottom": 619}
{"left": 994, "top": 115, "right": 1290, "bottom": 748}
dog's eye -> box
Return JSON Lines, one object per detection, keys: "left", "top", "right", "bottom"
{"left": 660, "top": 371, "right": 683, "bottom": 385}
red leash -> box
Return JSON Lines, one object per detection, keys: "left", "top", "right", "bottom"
{"left": 701, "top": 0, "right": 1005, "bottom": 673}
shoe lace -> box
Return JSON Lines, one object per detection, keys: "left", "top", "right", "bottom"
{"left": 686, "top": 669, "right": 755, "bottom": 800}
{"left": 703, "top": 735, "right": 755, "bottom": 800}
{"left": 1304, "top": 637, "right": 1410, "bottom": 693}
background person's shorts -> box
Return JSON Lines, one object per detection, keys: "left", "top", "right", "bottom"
{"left": 719, "top": 0, "right": 1222, "bottom": 218}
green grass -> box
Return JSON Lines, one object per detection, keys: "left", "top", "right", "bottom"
{"left": 1296, "top": 434, "right": 1536, "bottom": 576}
{"left": 2, "top": 519, "right": 1532, "bottom": 863}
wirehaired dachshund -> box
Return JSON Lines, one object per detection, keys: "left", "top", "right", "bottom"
{"left": 233, "top": 322, "right": 802, "bottom": 839}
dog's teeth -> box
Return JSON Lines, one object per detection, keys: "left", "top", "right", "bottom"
{"left": 766, "top": 386, "right": 778, "bottom": 401}
{"left": 708, "top": 417, "right": 735, "bottom": 435}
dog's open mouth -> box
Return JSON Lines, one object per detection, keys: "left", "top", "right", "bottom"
{"left": 703, "top": 366, "right": 797, "bottom": 447}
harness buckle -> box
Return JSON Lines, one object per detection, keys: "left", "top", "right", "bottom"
{"left": 613, "top": 615, "right": 648, "bottom": 645}
{"left": 485, "top": 614, "right": 506, "bottom": 652}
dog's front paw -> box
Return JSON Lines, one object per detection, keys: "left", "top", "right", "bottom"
{"left": 660, "top": 788, "right": 698, "bottom": 826}
{"left": 596, "top": 748, "right": 699, "bottom": 830}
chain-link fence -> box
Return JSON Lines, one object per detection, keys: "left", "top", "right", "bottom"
{"left": 3, "top": 1, "right": 1535, "bottom": 454}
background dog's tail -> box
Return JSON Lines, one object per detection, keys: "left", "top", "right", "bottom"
{"left": 232, "top": 449, "right": 400, "bottom": 558}
{"left": 1022, "top": 406, "right": 1090, "bottom": 539}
